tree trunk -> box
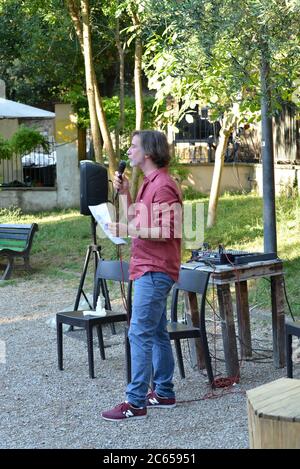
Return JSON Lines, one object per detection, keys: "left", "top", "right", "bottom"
{"left": 77, "top": 127, "right": 86, "bottom": 162}
{"left": 130, "top": 18, "right": 143, "bottom": 200}
{"left": 92, "top": 73, "right": 118, "bottom": 178}
{"left": 115, "top": 18, "right": 125, "bottom": 160}
{"left": 66, "top": 0, "right": 118, "bottom": 176}
{"left": 134, "top": 36, "right": 143, "bottom": 130}
{"left": 80, "top": 0, "right": 102, "bottom": 162}
{"left": 116, "top": 18, "right": 125, "bottom": 133}
{"left": 207, "top": 111, "right": 236, "bottom": 227}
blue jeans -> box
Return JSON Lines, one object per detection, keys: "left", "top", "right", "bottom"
{"left": 126, "top": 272, "right": 175, "bottom": 408}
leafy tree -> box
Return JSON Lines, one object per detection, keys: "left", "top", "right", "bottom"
{"left": 0, "top": 0, "right": 124, "bottom": 106}
{"left": 0, "top": 0, "right": 85, "bottom": 105}
{"left": 140, "top": 0, "right": 300, "bottom": 225}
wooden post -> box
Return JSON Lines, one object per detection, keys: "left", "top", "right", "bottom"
{"left": 235, "top": 280, "right": 252, "bottom": 358}
{"left": 217, "top": 284, "right": 239, "bottom": 377}
{"left": 184, "top": 292, "right": 206, "bottom": 370}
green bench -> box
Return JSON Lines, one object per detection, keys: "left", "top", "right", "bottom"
{"left": 0, "top": 223, "right": 39, "bottom": 280}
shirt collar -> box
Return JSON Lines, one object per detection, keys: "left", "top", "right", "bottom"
{"left": 144, "top": 167, "right": 168, "bottom": 182}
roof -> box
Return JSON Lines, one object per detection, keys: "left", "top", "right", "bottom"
{"left": 0, "top": 98, "right": 55, "bottom": 119}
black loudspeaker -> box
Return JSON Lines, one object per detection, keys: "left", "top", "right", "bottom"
{"left": 80, "top": 160, "right": 108, "bottom": 215}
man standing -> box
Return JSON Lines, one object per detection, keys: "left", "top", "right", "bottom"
{"left": 102, "top": 130, "right": 182, "bottom": 422}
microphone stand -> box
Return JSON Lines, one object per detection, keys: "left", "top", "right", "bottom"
{"left": 74, "top": 216, "right": 101, "bottom": 311}
{"left": 73, "top": 216, "right": 116, "bottom": 334}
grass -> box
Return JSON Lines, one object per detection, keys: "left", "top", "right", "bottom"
{"left": 0, "top": 193, "right": 299, "bottom": 315}
{"left": 184, "top": 192, "right": 300, "bottom": 316}
{"left": 0, "top": 207, "right": 130, "bottom": 289}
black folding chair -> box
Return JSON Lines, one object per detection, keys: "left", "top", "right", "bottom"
{"left": 57, "top": 260, "right": 132, "bottom": 378}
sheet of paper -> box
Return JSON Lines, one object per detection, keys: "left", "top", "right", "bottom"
{"left": 88, "top": 203, "right": 127, "bottom": 245}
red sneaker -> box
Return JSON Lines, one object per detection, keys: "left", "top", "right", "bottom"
{"left": 101, "top": 401, "right": 147, "bottom": 421}
{"left": 146, "top": 390, "right": 176, "bottom": 408}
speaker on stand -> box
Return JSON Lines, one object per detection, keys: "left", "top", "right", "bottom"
{"left": 74, "top": 160, "right": 109, "bottom": 312}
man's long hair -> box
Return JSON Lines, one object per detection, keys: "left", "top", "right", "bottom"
{"left": 132, "top": 130, "right": 170, "bottom": 167}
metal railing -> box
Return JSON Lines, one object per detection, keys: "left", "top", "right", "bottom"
{"left": 0, "top": 138, "right": 56, "bottom": 188}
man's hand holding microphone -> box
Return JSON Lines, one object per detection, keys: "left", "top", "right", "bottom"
{"left": 113, "top": 160, "right": 129, "bottom": 197}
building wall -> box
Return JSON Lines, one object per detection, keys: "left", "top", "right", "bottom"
{"left": 0, "top": 119, "right": 19, "bottom": 185}
{"left": 0, "top": 187, "right": 57, "bottom": 211}
{"left": 56, "top": 142, "right": 80, "bottom": 209}
{"left": 253, "top": 164, "right": 300, "bottom": 196}
{"left": 18, "top": 117, "right": 54, "bottom": 137}
{"left": 181, "top": 162, "right": 300, "bottom": 196}
{"left": 55, "top": 103, "right": 77, "bottom": 144}
{"left": 0, "top": 118, "right": 18, "bottom": 139}
{"left": 181, "top": 163, "right": 254, "bottom": 194}
{"left": 0, "top": 142, "right": 80, "bottom": 211}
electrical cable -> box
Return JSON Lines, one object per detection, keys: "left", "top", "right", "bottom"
{"left": 282, "top": 275, "right": 295, "bottom": 321}
{"left": 116, "top": 245, "right": 129, "bottom": 321}
{"left": 262, "top": 274, "right": 295, "bottom": 320}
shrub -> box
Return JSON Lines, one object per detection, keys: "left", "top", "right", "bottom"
{"left": 0, "top": 136, "right": 13, "bottom": 160}
{"left": 10, "top": 125, "right": 49, "bottom": 155}
{"left": 0, "top": 126, "right": 49, "bottom": 160}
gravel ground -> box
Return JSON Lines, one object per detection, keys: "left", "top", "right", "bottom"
{"left": 0, "top": 277, "right": 297, "bottom": 449}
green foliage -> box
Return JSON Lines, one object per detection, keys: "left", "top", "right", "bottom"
{"left": 66, "top": 93, "right": 164, "bottom": 158}
{"left": 0, "top": 0, "right": 119, "bottom": 106}
{"left": 9, "top": 125, "right": 49, "bottom": 155}
{"left": 182, "top": 186, "right": 207, "bottom": 201}
{"left": 142, "top": 0, "right": 300, "bottom": 126}
{"left": 102, "top": 94, "right": 165, "bottom": 159}
{"left": 0, "top": 126, "right": 49, "bottom": 160}
{"left": 0, "top": 0, "right": 83, "bottom": 104}
{"left": 0, "top": 136, "right": 13, "bottom": 160}
{"left": 168, "top": 155, "right": 189, "bottom": 183}
{"left": 61, "top": 85, "right": 90, "bottom": 129}
{"left": 102, "top": 95, "right": 162, "bottom": 131}
{"left": 60, "top": 92, "right": 162, "bottom": 134}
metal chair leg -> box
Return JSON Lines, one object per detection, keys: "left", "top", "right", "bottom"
{"left": 86, "top": 324, "right": 95, "bottom": 379}
{"left": 125, "top": 326, "right": 131, "bottom": 384}
{"left": 57, "top": 319, "right": 63, "bottom": 371}
{"left": 286, "top": 331, "right": 293, "bottom": 378}
{"left": 202, "top": 336, "right": 215, "bottom": 388}
{"left": 96, "top": 325, "right": 106, "bottom": 360}
{"left": 174, "top": 339, "right": 185, "bottom": 378}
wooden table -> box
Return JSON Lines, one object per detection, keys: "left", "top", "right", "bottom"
{"left": 181, "top": 259, "right": 285, "bottom": 378}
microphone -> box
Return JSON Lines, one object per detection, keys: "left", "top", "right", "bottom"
{"left": 114, "top": 160, "right": 127, "bottom": 200}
